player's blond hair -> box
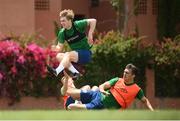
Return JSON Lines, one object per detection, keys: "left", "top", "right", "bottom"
{"left": 59, "top": 9, "right": 74, "bottom": 21}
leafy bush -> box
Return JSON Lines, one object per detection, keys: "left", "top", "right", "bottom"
{"left": 78, "top": 31, "right": 180, "bottom": 98}
{"left": 78, "top": 31, "right": 149, "bottom": 90}
{"left": 154, "top": 37, "right": 180, "bottom": 97}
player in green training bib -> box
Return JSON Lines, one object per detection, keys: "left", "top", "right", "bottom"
{"left": 47, "top": 9, "right": 96, "bottom": 78}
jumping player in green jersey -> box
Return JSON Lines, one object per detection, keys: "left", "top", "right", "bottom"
{"left": 47, "top": 9, "right": 96, "bottom": 78}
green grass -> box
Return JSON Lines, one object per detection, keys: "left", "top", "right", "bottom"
{"left": 0, "top": 110, "right": 179, "bottom": 120}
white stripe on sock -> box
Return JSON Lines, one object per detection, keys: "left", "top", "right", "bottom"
{"left": 68, "top": 64, "right": 79, "bottom": 74}
{"left": 56, "top": 63, "right": 64, "bottom": 75}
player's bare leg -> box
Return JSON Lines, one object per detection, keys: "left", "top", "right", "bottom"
{"left": 47, "top": 51, "right": 80, "bottom": 78}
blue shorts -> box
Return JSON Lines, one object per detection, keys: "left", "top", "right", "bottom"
{"left": 76, "top": 50, "right": 92, "bottom": 64}
{"left": 80, "top": 90, "right": 104, "bottom": 109}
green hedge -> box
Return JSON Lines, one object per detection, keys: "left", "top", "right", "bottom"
{"left": 76, "top": 31, "right": 180, "bottom": 98}
{"left": 154, "top": 37, "right": 180, "bottom": 97}
{"left": 76, "top": 31, "right": 149, "bottom": 91}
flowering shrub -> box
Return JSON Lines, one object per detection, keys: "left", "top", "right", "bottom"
{"left": 80, "top": 31, "right": 148, "bottom": 89}
{"left": 0, "top": 40, "right": 22, "bottom": 103}
{"left": 81, "top": 31, "right": 180, "bottom": 98}
{"left": 154, "top": 37, "right": 180, "bottom": 97}
{"left": 0, "top": 39, "right": 59, "bottom": 105}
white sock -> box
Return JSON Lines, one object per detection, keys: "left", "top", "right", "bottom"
{"left": 56, "top": 63, "right": 64, "bottom": 75}
{"left": 68, "top": 64, "right": 79, "bottom": 74}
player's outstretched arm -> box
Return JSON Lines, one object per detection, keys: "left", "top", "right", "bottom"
{"left": 141, "top": 96, "right": 154, "bottom": 111}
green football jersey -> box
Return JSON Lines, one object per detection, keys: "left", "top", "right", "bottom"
{"left": 57, "top": 19, "right": 91, "bottom": 50}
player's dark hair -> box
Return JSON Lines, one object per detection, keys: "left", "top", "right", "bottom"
{"left": 125, "top": 63, "right": 138, "bottom": 75}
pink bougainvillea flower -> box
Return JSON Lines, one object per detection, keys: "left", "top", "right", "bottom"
{"left": 0, "top": 40, "right": 21, "bottom": 56}
{"left": 11, "top": 66, "right": 17, "bottom": 75}
{"left": 17, "top": 55, "right": 25, "bottom": 64}
{"left": 26, "top": 43, "right": 46, "bottom": 60}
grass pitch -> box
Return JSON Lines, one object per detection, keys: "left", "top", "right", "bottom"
{"left": 0, "top": 109, "right": 179, "bottom": 120}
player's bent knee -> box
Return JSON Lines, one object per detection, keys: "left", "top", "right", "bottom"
{"left": 91, "top": 86, "right": 99, "bottom": 91}
{"left": 81, "top": 85, "right": 91, "bottom": 90}
{"left": 63, "top": 52, "right": 71, "bottom": 59}
{"left": 56, "top": 53, "right": 64, "bottom": 61}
